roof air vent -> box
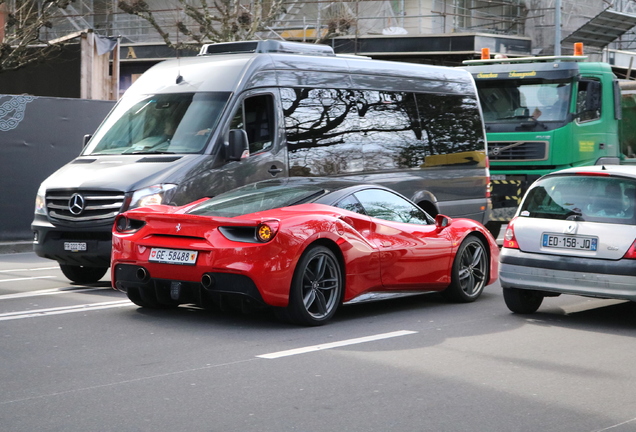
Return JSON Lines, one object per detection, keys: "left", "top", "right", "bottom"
{"left": 198, "top": 40, "right": 334, "bottom": 57}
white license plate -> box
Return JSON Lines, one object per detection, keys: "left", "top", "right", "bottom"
{"left": 149, "top": 248, "right": 198, "bottom": 265}
{"left": 542, "top": 233, "right": 598, "bottom": 251}
{"left": 64, "top": 242, "right": 87, "bottom": 252}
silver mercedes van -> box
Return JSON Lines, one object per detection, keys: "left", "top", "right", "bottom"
{"left": 32, "top": 40, "right": 490, "bottom": 283}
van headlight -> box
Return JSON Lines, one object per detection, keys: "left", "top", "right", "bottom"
{"left": 128, "top": 184, "right": 178, "bottom": 210}
{"left": 34, "top": 186, "right": 46, "bottom": 215}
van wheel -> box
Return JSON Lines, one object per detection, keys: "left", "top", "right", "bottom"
{"left": 278, "top": 245, "right": 342, "bottom": 326}
{"left": 442, "top": 236, "right": 488, "bottom": 302}
{"left": 503, "top": 287, "right": 543, "bottom": 314}
{"left": 60, "top": 264, "right": 108, "bottom": 284}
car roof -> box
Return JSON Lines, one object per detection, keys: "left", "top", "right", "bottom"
{"left": 542, "top": 164, "right": 636, "bottom": 180}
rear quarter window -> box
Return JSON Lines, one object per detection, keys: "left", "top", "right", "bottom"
{"left": 520, "top": 175, "right": 636, "bottom": 225}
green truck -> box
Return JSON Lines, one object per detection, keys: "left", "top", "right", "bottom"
{"left": 462, "top": 54, "right": 636, "bottom": 236}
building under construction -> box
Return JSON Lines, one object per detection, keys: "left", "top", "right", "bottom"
{"left": 6, "top": 0, "right": 636, "bottom": 94}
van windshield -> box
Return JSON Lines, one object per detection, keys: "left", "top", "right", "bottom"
{"left": 84, "top": 92, "right": 231, "bottom": 155}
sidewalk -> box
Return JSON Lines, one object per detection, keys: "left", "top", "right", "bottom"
{"left": 0, "top": 241, "right": 33, "bottom": 254}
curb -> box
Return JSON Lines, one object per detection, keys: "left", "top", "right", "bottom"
{"left": 0, "top": 241, "right": 33, "bottom": 255}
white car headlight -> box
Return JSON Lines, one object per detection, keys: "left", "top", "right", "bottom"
{"left": 128, "top": 184, "right": 178, "bottom": 210}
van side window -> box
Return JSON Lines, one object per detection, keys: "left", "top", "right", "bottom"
{"left": 282, "top": 87, "right": 487, "bottom": 176}
{"left": 413, "top": 93, "right": 485, "bottom": 158}
{"left": 282, "top": 88, "right": 362, "bottom": 176}
{"left": 358, "top": 91, "right": 422, "bottom": 171}
{"left": 230, "top": 94, "right": 274, "bottom": 154}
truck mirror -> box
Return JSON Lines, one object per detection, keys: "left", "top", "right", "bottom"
{"left": 83, "top": 134, "right": 92, "bottom": 147}
{"left": 227, "top": 129, "right": 249, "bottom": 161}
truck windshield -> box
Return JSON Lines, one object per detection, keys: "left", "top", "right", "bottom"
{"left": 84, "top": 92, "right": 231, "bottom": 155}
{"left": 477, "top": 80, "right": 572, "bottom": 124}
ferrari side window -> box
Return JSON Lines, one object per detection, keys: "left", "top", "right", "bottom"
{"left": 354, "top": 189, "right": 430, "bottom": 225}
{"left": 335, "top": 195, "right": 367, "bottom": 215}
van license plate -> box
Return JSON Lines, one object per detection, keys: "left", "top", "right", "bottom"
{"left": 149, "top": 248, "right": 198, "bottom": 265}
{"left": 542, "top": 233, "right": 597, "bottom": 251}
{"left": 64, "top": 242, "right": 87, "bottom": 252}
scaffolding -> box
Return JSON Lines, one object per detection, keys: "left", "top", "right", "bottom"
{"left": 23, "top": 0, "right": 636, "bottom": 57}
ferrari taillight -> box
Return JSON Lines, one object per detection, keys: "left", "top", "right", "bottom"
{"left": 114, "top": 215, "right": 145, "bottom": 233}
{"left": 502, "top": 219, "right": 519, "bottom": 249}
{"left": 623, "top": 240, "right": 636, "bottom": 259}
{"left": 256, "top": 220, "right": 280, "bottom": 242}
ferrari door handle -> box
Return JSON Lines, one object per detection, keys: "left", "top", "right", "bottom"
{"left": 268, "top": 165, "right": 283, "bottom": 176}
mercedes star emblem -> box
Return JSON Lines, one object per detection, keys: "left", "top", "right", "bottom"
{"left": 68, "top": 193, "right": 86, "bottom": 215}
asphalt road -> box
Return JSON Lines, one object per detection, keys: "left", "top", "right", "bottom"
{"left": 1, "top": 251, "right": 636, "bottom": 432}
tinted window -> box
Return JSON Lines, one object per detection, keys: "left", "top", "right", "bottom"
{"left": 520, "top": 175, "right": 636, "bottom": 224}
{"left": 230, "top": 94, "right": 274, "bottom": 154}
{"left": 354, "top": 189, "right": 430, "bottom": 224}
{"left": 357, "top": 91, "right": 422, "bottom": 170}
{"left": 412, "top": 93, "right": 485, "bottom": 167}
{"left": 335, "top": 195, "right": 367, "bottom": 215}
{"left": 282, "top": 88, "right": 362, "bottom": 176}
{"left": 282, "top": 87, "right": 486, "bottom": 175}
{"left": 188, "top": 184, "right": 325, "bottom": 217}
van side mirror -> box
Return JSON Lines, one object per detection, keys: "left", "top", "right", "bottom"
{"left": 227, "top": 129, "right": 249, "bottom": 161}
{"left": 435, "top": 214, "right": 452, "bottom": 230}
{"left": 83, "top": 134, "right": 92, "bottom": 147}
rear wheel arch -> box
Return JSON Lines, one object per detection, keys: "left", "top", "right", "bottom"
{"left": 305, "top": 238, "right": 346, "bottom": 299}
{"left": 276, "top": 239, "right": 345, "bottom": 326}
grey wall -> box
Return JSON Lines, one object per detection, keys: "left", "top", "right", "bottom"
{"left": 0, "top": 95, "right": 116, "bottom": 241}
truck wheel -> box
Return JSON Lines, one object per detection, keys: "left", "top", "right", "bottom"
{"left": 503, "top": 287, "right": 543, "bottom": 314}
{"left": 60, "top": 264, "right": 108, "bottom": 284}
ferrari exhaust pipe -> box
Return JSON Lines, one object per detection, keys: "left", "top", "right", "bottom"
{"left": 201, "top": 273, "right": 215, "bottom": 289}
{"left": 136, "top": 267, "right": 149, "bottom": 282}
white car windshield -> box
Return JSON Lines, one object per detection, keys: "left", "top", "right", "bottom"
{"left": 520, "top": 175, "right": 636, "bottom": 224}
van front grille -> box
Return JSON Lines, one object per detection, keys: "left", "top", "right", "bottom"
{"left": 46, "top": 190, "right": 126, "bottom": 222}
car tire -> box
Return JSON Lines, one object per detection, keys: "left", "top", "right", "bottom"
{"left": 442, "top": 235, "right": 488, "bottom": 303}
{"left": 503, "top": 287, "right": 543, "bottom": 314}
{"left": 59, "top": 264, "right": 108, "bottom": 284}
{"left": 279, "top": 245, "right": 343, "bottom": 326}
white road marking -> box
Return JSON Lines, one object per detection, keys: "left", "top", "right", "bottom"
{"left": 0, "top": 276, "right": 57, "bottom": 283}
{"left": 0, "top": 287, "right": 110, "bottom": 300}
{"left": 0, "top": 300, "right": 134, "bottom": 321}
{"left": 257, "top": 330, "right": 418, "bottom": 359}
{"left": 0, "top": 266, "right": 59, "bottom": 273}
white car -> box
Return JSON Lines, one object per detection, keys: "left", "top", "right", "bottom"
{"left": 500, "top": 165, "right": 636, "bottom": 313}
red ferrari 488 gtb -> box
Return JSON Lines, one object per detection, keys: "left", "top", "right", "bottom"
{"left": 112, "top": 178, "right": 499, "bottom": 325}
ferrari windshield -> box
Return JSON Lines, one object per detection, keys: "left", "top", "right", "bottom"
{"left": 84, "top": 92, "right": 230, "bottom": 155}
{"left": 188, "top": 184, "right": 327, "bottom": 218}
{"left": 477, "top": 80, "right": 572, "bottom": 123}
